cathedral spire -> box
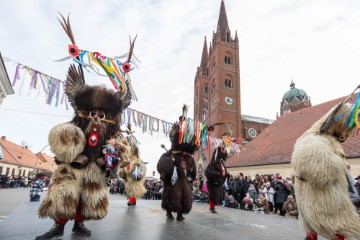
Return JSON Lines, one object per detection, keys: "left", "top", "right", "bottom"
{"left": 217, "top": 0, "right": 229, "bottom": 36}
{"left": 200, "top": 36, "right": 208, "bottom": 75}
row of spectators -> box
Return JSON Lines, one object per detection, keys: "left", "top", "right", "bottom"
{"left": 109, "top": 178, "right": 164, "bottom": 200}
{"left": 1, "top": 174, "right": 51, "bottom": 189}
{"left": 193, "top": 173, "right": 298, "bottom": 218}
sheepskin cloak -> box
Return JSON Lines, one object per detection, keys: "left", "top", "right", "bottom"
{"left": 120, "top": 154, "right": 147, "bottom": 199}
{"left": 292, "top": 103, "right": 360, "bottom": 239}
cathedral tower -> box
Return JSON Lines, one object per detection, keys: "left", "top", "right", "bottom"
{"left": 194, "top": 0, "right": 241, "bottom": 172}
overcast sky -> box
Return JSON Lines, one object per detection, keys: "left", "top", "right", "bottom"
{"left": 1, "top": 0, "right": 360, "bottom": 176}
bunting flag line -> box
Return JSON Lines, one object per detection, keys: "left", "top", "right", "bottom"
{"left": 3, "top": 57, "right": 242, "bottom": 150}
{"left": 6, "top": 59, "right": 68, "bottom": 109}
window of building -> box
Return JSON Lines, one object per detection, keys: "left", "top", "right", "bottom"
{"left": 202, "top": 111, "right": 206, "bottom": 122}
{"left": 225, "top": 79, "right": 233, "bottom": 88}
{"left": 6, "top": 167, "right": 9, "bottom": 176}
{"left": 18, "top": 169, "right": 21, "bottom": 176}
{"left": 204, "top": 101, "right": 208, "bottom": 109}
{"left": 205, "top": 85, "right": 208, "bottom": 94}
{"left": 23, "top": 170, "right": 26, "bottom": 176}
{"left": 0, "top": 166, "right": 2, "bottom": 175}
{"left": 211, "top": 58, "right": 216, "bottom": 71}
{"left": 212, "top": 79, "right": 216, "bottom": 94}
{"left": 11, "top": 168, "right": 15, "bottom": 176}
{"left": 224, "top": 56, "right": 232, "bottom": 65}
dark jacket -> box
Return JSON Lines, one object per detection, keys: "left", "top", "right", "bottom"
{"left": 274, "top": 180, "right": 288, "bottom": 203}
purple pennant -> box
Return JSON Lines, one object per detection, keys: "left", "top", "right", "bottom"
{"left": 55, "top": 80, "right": 60, "bottom": 106}
{"left": 47, "top": 77, "right": 57, "bottom": 105}
{"left": 39, "top": 74, "right": 48, "bottom": 93}
{"left": 12, "top": 64, "right": 22, "bottom": 86}
{"left": 30, "top": 70, "right": 38, "bottom": 89}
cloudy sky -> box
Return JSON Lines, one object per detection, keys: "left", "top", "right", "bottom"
{"left": 1, "top": 0, "right": 360, "bottom": 176}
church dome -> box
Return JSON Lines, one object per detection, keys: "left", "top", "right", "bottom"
{"left": 280, "top": 80, "right": 311, "bottom": 116}
{"left": 282, "top": 81, "right": 308, "bottom": 101}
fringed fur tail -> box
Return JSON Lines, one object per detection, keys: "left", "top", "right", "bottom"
{"left": 81, "top": 162, "right": 109, "bottom": 220}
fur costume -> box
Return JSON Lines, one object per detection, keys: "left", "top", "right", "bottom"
{"left": 119, "top": 132, "right": 147, "bottom": 206}
{"left": 205, "top": 146, "right": 228, "bottom": 210}
{"left": 157, "top": 109, "right": 197, "bottom": 221}
{"left": 291, "top": 102, "right": 360, "bottom": 240}
{"left": 36, "top": 64, "right": 132, "bottom": 240}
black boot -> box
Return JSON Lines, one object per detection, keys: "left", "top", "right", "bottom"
{"left": 209, "top": 208, "right": 217, "bottom": 214}
{"left": 166, "top": 211, "right": 174, "bottom": 220}
{"left": 176, "top": 214, "right": 185, "bottom": 221}
{"left": 35, "top": 223, "right": 64, "bottom": 240}
{"left": 72, "top": 221, "right": 91, "bottom": 236}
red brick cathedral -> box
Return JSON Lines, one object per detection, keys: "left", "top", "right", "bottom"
{"left": 193, "top": 0, "right": 272, "bottom": 177}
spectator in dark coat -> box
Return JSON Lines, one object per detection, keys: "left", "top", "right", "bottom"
{"left": 1, "top": 175, "right": 8, "bottom": 189}
{"left": 274, "top": 178, "right": 288, "bottom": 216}
{"left": 231, "top": 175, "right": 243, "bottom": 203}
{"left": 243, "top": 176, "right": 252, "bottom": 193}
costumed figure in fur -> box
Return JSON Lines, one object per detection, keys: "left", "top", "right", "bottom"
{"left": 292, "top": 87, "right": 360, "bottom": 240}
{"left": 205, "top": 145, "right": 228, "bottom": 213}
{"left": 36, "top": 15, "right": 137, "bottom": 240}
{"left": 119, "top": 125, "right": 147, "bottom": 206}
{"left": 205, "top": 124, "right": 235, "bottom": 214}
{"left": 157, "top": 105, "right": 199, "bottom": 221}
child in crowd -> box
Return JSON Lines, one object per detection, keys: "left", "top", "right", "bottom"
{"left": 241, "top": 192, "right": 254, "bottom": 211}
{"left": 224, "top": 195, "right": 240, "bottom": 209}
{"left": 29, "top": 173, "right": 46, "bottom": 202}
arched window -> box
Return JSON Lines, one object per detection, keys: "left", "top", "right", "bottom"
{"left": 211, "top": 58, "right": 216, "bottom": 70}
{"left": 225, "top": 79, "right": 233, "bottom": 88}
{"left": 212, "top": 79, "right": 216, "bottom": 94}
{"left": 23, "top": 170, "right": 26, "bottom": 176}
{"left": 11, "top": 168, "right": 15, "bottom": 176}
{"left": 202, "top": 111, "right": 206, "bottom": 122}
{"left": 18, "top": 169, "right": 22, "bottom": 176}
{"left": 205, "top": 85, "right": 208, "bottom": 94}
{"left": 224, "top": 56, "right": 231, "bottom": 65}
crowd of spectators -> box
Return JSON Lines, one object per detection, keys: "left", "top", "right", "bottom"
{"left": 0, "top": 174, "right": 51, "bottom": 189}
{"left": 193, "top": 173, "right": 298, "bottom": 218}
{"left": 109, "top": 178, "right": 164, "bottom": 200}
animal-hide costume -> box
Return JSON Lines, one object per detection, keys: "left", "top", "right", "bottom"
{"left": 292, "top": 102, "right": 360, "bottom": 240}
{"left": 205, "top": 146, "right": 228, "bottom": 212}
{"left": 157, "top": 120, "right": 197, "bottom": 221}
{"left": 37, "top": 64, "right": 131, "bottom": 235}
{"left": 119, "top": 134, "right": 147, "bottom": 206}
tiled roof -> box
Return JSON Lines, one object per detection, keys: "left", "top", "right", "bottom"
{"left": 227, "top": 95, "right": 359, "bottom": 167}
{"left": 0, "top": 138, "right": 56, "bottom": 172}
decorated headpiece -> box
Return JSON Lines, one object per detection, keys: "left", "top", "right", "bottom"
{"left": 169, "top": 105, "right": 209, "bottom": 156}
{"left": 57, "top": 13, "right": 137, "bottom": 100}
{"left": 208, "top": 122, "right": 242, "bottom": 157}
{"left": 320, "top": 85, "right": 360, "bottom": 142}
